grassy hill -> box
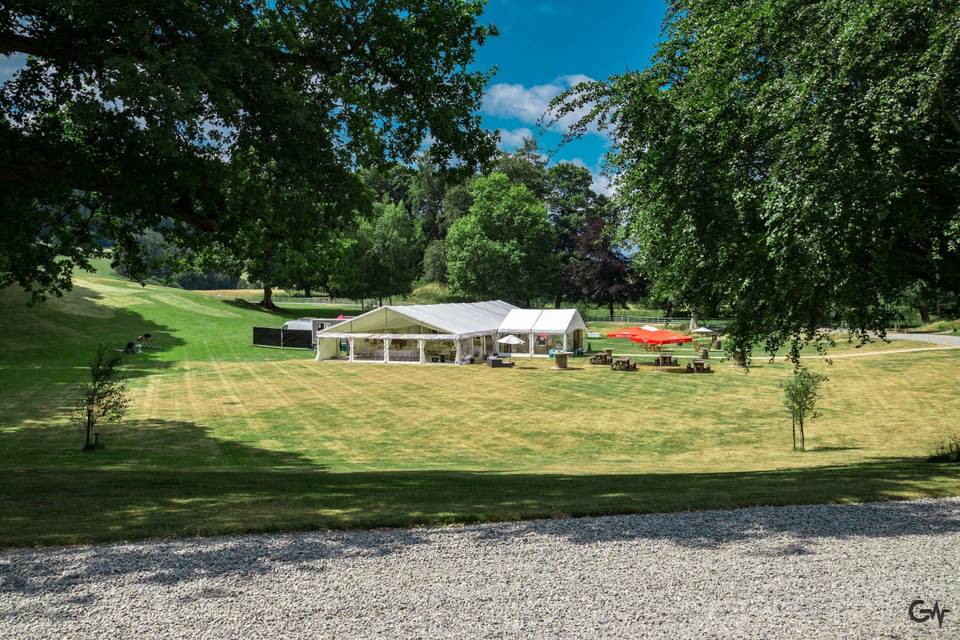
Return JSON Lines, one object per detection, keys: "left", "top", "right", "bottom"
{"left": 1, "top": 264, "right": 959, "bottom": 547}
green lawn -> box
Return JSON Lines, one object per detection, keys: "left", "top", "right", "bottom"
{"left": 905, "top": 319, "right": 960, "bottom": 335}
{"left": 1, "top": 264, "right": 959, "bottom": 547}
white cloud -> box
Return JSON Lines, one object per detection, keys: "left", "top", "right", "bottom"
{"left": 496, "top": 127, "right": 534, "bottom": 150}
{"left": 567, "top": 157, "right": 615, "bottom": 197}
{"left": 482, "top": 74, "right": 604, "bottom": 136}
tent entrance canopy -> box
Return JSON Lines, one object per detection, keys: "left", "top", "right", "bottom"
{"left": 496, "top": 308, "right": 588, "bottom": 356}
{"left": 498, "top": 309, "right": 587, "bottom": 335}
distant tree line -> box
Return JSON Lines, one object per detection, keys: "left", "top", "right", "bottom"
{"left": 316, "top": 139, "right": 645, "bottom": 311}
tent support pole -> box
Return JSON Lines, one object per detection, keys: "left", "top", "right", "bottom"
{"left": 418, "top": 339, "right": 426, "bottom": 364}
{"left": 383, "top": 338, "right": 391, "bottom": 363}
{"left": 348, "top": 338, "right": 355, "bottom": 362}
{"left": 528, "top": 332, "right": 535, "bottom": 357}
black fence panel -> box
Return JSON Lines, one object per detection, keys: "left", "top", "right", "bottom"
{"left": 252, "top": 327, "right": 313, "bottom": 349}
{"left": 281, "top": 329, "right": 313, "bottom": 349}
{"left": 253, "top": 327, "right": 282, "bottom": 347}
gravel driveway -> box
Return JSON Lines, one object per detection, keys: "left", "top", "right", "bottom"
{"left": 2, "top": 498, "right": 958, "bottom": 639}
{"left": 886, "top": 332, "right": 960, "bottom": 347}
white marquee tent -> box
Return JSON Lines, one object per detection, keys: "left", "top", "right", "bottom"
{"left": 496, "top": 308, "right": 588, "bottom": 356}
{"left": 314, "top": 300, "right": 517, "bottom": 364}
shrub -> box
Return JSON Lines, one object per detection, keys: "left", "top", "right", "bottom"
{"left": 929, "top": 434, "right": 960, "bottom": 463}
{"left": 781, "top": 367, "right": 828, "bottom": 451}
{"left": 73, "top": 347, "right": 130, "bottom": 450}
{"left": 406, "top": 282, "right": 464, "bottom": 305}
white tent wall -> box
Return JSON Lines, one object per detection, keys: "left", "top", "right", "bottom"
{"left": 496, "top": 309, "right": 588, "bottom": 357}
{"left": 314, "top": 338, "right": 340, "bottom": 361}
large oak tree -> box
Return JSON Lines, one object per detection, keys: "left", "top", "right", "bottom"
{"left": 1, "top": 0, "right": 496, "bottom": 300}
{"left": 554, "top": 0, "right": 960, "bottom": 362}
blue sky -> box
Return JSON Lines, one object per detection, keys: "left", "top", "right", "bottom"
{"left": 474, "top": 0, "right": 666, "bottom": 192}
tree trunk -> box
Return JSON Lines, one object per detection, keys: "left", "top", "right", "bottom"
{"left": 918, "top": 302, "right": 931, "bottom": 324}
{"left": 792, "top": 419, "right": 796, "bottom": 451}
{"left": 554, "top": 294, "right": 562, "bottom": 309}
{"left": 609, "top": 300, "right": 614, "bottom": 320}
{"left": 799, "top": 419, "right": 805, "bottom": 451}
{"left": 260, "top": 285, "right": 279, "bottom": 310}
{"left": 84, "top": 409, "right": 94, "bottom": 450}
{"left": 689, "top": 312, "right": 699, "bottom": 331}
{"left": 303, "top": 286, "right": 312, "bottom": 298}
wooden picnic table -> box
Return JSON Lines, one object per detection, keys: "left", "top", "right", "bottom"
{"left": 654, "top": 353, "right": 677, "bottom": 366}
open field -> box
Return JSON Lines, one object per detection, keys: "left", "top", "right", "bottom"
{"left": 904, "top": 319, "right": 960, "bottom": 335}
{"left": 1, "top": 265, "right": 959, "bottom": 547}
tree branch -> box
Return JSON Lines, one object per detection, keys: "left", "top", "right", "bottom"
{"left": 938, "top": 87, "right": 960, "bottom": 136}
{"left": 256, "top": 46, "right": 343, "bottom": 74}
{"left": 2, "top": 29, "right": 345, "bottom": 76}
{"left": 0, "top": 31, "right": 57, "bottom": 59}
{"left": 0, "top": 157, "right": 220, "bottom": 231}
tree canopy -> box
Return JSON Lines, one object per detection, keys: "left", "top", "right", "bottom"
{"left": 446, "top": 172, "right": 559, "bottom": 305}
{"left": 563, "top": 215, "right": 644, "bottom": 318}
{"left": 554, "top": 0, "right": 960, "bottom": 362}
{"left": 1, "top": 0, "right": 496, "bottom": 300}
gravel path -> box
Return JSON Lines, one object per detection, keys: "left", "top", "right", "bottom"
{"left": 2, "top": 498, "right": 958, "bottom": 639}
{"left": 803, "top": 346, "right": 960, "bottom": 359}
{"left": 887, "top": 332, "right": 960, "bottom": 347}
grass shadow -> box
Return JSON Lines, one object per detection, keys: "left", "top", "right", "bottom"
{"left": 0, "top": 285, "right": 186, "bottom": 429}
{"left": 222, "top": 298, "right": 304, "bottom": 319}
{"left": 1, "top": 444, "right": 958, "bottom": 551}
{"left": 221, "top": 299, "right": 360, "bottom": 320}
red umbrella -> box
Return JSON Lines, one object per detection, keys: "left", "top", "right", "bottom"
{"left": 336, "top": 314, "right": 346, "bottom": 320}
{"left": 606, "top": 326, "right": 647, "bottom": 338}
{"left": 629, "top": 329, "right": 692, "bottom": 345}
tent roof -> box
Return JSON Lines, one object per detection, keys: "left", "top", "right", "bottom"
{"left": 281, "top": 320, "right": 314, "bottom": 331}
{"left": 317, "top": 300, "right": 516, "bottom": 337}
{"left": 498, "top": 309, "right": 587, "bottom": 334}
